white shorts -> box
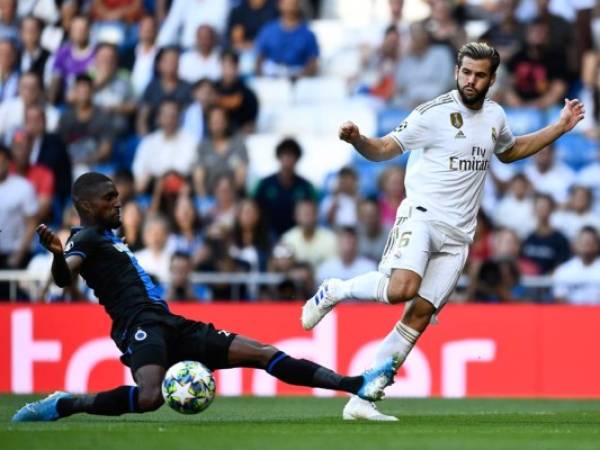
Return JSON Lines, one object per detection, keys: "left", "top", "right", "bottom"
{"left": 378, "top": 202, "right": 469, "bottom": 310}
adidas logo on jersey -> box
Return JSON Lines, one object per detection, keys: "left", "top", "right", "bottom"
{"left": 455, "top": 130, "right": 466, "bottom": 139}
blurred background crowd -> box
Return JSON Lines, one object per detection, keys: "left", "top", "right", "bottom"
{"left": 1, "top": 0, "right": 600, "bottom": 304}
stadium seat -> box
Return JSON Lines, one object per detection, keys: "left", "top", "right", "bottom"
{"left": 294, "top": 77, "right": 348, "bottom": 104}
{"left": 504, "top": 107, "right": 545, "bottom": 135}
{"left": 247, "top": 77, "right": 293, "bottom": 132}
{"left": 554, "top": 132, "right": 599, "bottom": 171}
{"left": 315, "top": 100, "right": 377, "bottom": 137}
{"left": 271, "top": 105, "right": 319, "bottom": 135}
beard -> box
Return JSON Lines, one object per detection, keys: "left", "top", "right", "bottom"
{"left": 456, "top": 79, "right": 490, "bottom": 106}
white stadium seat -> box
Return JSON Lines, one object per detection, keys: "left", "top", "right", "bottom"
{"left": 293, "top": 76, "right": 348, "bottom": 104}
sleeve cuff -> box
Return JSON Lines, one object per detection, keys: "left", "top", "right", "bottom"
{"left": 65, "top": 250, "right": 87, "bottom": 259}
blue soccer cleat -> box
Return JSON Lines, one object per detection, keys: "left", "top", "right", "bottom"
{"left": 12, "top": 391, "right": 70, "bottom": 422}
{"left": 357, "top": 356, "right": 400, "bottom": 402}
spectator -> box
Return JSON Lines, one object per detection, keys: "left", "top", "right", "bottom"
{"left": 230, "top": 198, "right": 271, "bottom": 272}
{"left": 112, "top": 168, "right": 135, "bottom": 204}
{"left": 356, "top": 198, "right": 391, "bottom": 263}
{"left": 193, "top": 105, "right": 248, "bottom": 197}
{"left": 134, "top": 214, "right": 174, "bottom": 282}
{"left": 182, "top": 78, "right": 217, "bottom": 142}
{"left": 133, "top": 100, "right": 197, "bottom": 194}
{"left": 0, "top": 0, "right": 17, "bottom": 42}
{"left": 203, "top": 174, "right": 239, "bottom": 230}
{"left": 57, "top": 74, "right": 114, "bottom": 175}
{"left": 503, "top": 18, "right": 569, "bottom": 108}
{"left": 394, "top": 21, "right": 454, "bottom": 109}
{"left": 465, "top": 210, "right": 495, "bottom": 299}
{"left": 136, "top": 46, "right": 191, "bottom": 135}
{"left": 523, "top": 145, "right": 575, "bottom": 205}
{"left": 157, "top": 0, "right": 229, "bottom": 48}
{"left": 90, "top": 43, "right": 135, "bottom": 134}
{"left": 0, "top": 145, "right": 38, "bottom": 274}
{"left": 215, "top": 50, "right": 259, "bottom": 132}
{"left": 169, "top": 194, "right": 207, "bottom": 268}
{"left": 255, "top": 0, "right": 319, "bottom": 77}
{"left": 9, "top": 130, "right": 54, "bottom": 221}
{"left": 178, "top": 24, "right": 221, "bottom": 84}
{"left": 492, "top": 173, "right": 535, "bottom": 239}
{"left": 378, "top": 165, "right": 405, "bottom": 228}
{"left": 254, "top": 137, "right": 315, "bottom": 238}
{"left": 522, "top": 193, "right": 571, "bottom": 274}
{"left": 470, "top": 228, "right": 534, "bottom": 303}
{"left": 119, "top": 200, "right": 145, "bottom": 252}
{"left": 578, "top": 158, "right": 600, "bottom": 213}
{"left": 40, "top": 0, "right": 78, "bottom": 54}
{"left": 227, "top": 0, "right": 279, "bottom": 52}
{"left": 0, "top": 39, "right": 19, "bottom": 102}
{"left": 128, "top": 15, "right": 158, "bottom": 99}
{"left": 49, "top": 15, "right": 96, "bottom": 104}
{"left": 422, "top": 0, "right": 467, "bottom": 51}
{"left": 553, "top": 226, "right": 600, "bottom": 304}
{"left": 164, "top": 251, "right": 208, "bottom": 301}
{"left": 280, "top": 199, "right": 337, "bottom": 268}
{"left": 357, "top": 25, "right": 401, "bottom": 102}
{"left": 319, "top": 166, "right": 360, "bottom": 228}
{"left": 480, "top": 0, "right": 525, "bottom": 62}
{"left": 532, "top": 0, "right": 577, "bottom": 76}
{"left": 316, "top": 226, "right": 377, "bottom": 284}
{"left": 551, "top": 186, "right": 600, "bottom": 240}
{"left": 24, "top": 104, "right": 72, "bottom": 209}
{"left": 0, "top": 71, "right": 60, "bottom": 143}
{"left": 19, "top": 16, "right": 51, "bottom": 81}
{"left": 90, "top": 0, "right": 144, "bottom": 46}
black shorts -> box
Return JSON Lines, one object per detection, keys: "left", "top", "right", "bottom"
{"left": 119, "top": 314, "right": 237, "bottom": 374}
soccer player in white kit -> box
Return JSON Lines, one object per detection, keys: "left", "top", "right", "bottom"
{"left": 301, "top": 42, "right": 585, "bottom": 420}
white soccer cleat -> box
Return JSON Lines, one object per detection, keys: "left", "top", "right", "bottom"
{"left": 301, "top": 279, "right": 342, "bottom": 330}
{"left": 342, "top": 396, "right": 398, "bottom": 422}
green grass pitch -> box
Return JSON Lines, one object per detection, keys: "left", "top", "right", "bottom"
{"left": 2, "top": 395, "right": 600, "bottom": 450}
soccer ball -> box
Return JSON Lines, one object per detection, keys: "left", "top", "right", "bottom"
{"left": 161, "top": 361, "right": 216, "bottom": 414}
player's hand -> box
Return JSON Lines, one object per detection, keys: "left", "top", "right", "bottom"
{"left": 558, "top": 98, "right": 585, "bottom": 133}
{"left": 36, "top": 224, "right": 64, "bottom": 255}
{"left": 339, "top": 121, "right": 361, "bottom": 144}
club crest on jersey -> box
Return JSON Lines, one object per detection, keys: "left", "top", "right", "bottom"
{"left": 65, "top": 241, "right": 74, "bottom": 252}
{"left": 450, "top": 112, "right": 463, "bottom": 129}
{"left": 491, "top": 127, "right": 497, "bottom": 143}
{"left": 134, "top": 329, "right": 147, "bottom": 341}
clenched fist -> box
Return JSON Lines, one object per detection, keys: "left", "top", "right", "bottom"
{"left": 338, "top": 121, "right": 361, "bottom": 144}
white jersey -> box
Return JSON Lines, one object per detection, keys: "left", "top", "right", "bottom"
{"left": 387, "top": 90, "right": 515, "bottom": 242}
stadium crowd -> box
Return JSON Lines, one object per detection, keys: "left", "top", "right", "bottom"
{"left": 1, "top": 0, "right": 600, "bottom": 304}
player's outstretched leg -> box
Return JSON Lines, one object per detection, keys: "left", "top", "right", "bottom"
{"left": 302, "top": 271, "right": 393, "bottom": 330}
{"left": 343, "top": 297, "right": 434, "bottom": 421}
{"left": 227, "top": 335, "right": 398, "bottom": 401}
{"left": 12, "top": 365, "right": 165, "bottom": 421}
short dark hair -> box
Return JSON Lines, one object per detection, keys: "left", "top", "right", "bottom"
{"left": 276, "top": 138, "right": 302, "bottom": 160}
{"left": 580, "top": 225, "right": 600, "bottom": 243}
{"left": 192, "top": 77, "right": 214, "bottom": 91}
{"left": 75, "top": 73, "right": 93, "bottom": 86}
{"left": 339, "top": 166, "right": 357, "bottom": 178}
{"left": 457, "top": 42, "right": 501, "bottom": 74}
{"left": 221, "top": 49, "right": 239, "bottom": 65}
{"left": 171, "top": 250, "right": 192, "bottom": 262}
{"left": 0, "top": 144, "right": 10, "bottom": 158}
{"left": 72, "top": 172, "right": 113, "bottom": 204}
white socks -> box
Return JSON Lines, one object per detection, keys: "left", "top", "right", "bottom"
{"left": 333, "top": 271, "right": 390, "bottom": 303}
{"left": 374, "top": 321, "right": 421, "bottom": 366}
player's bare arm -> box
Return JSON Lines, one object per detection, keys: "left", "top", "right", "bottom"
{"left": 339, "top": 121, "right": 402, "bottom": 162}
{"left": 36, "top": 224, "right": 82, "bottom": 287}
{"left": 497, "top": 98, "right": 585, "bottom": 163}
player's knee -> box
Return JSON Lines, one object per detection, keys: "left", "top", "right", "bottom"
{"left": 137, "top": 386, "right": 164, "bottom": 412}
{"left": 256, "top": 344, "right": 279, "bottom": 367}
{"left": 387, "top": 278, "right": 420, "bottom": 304}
